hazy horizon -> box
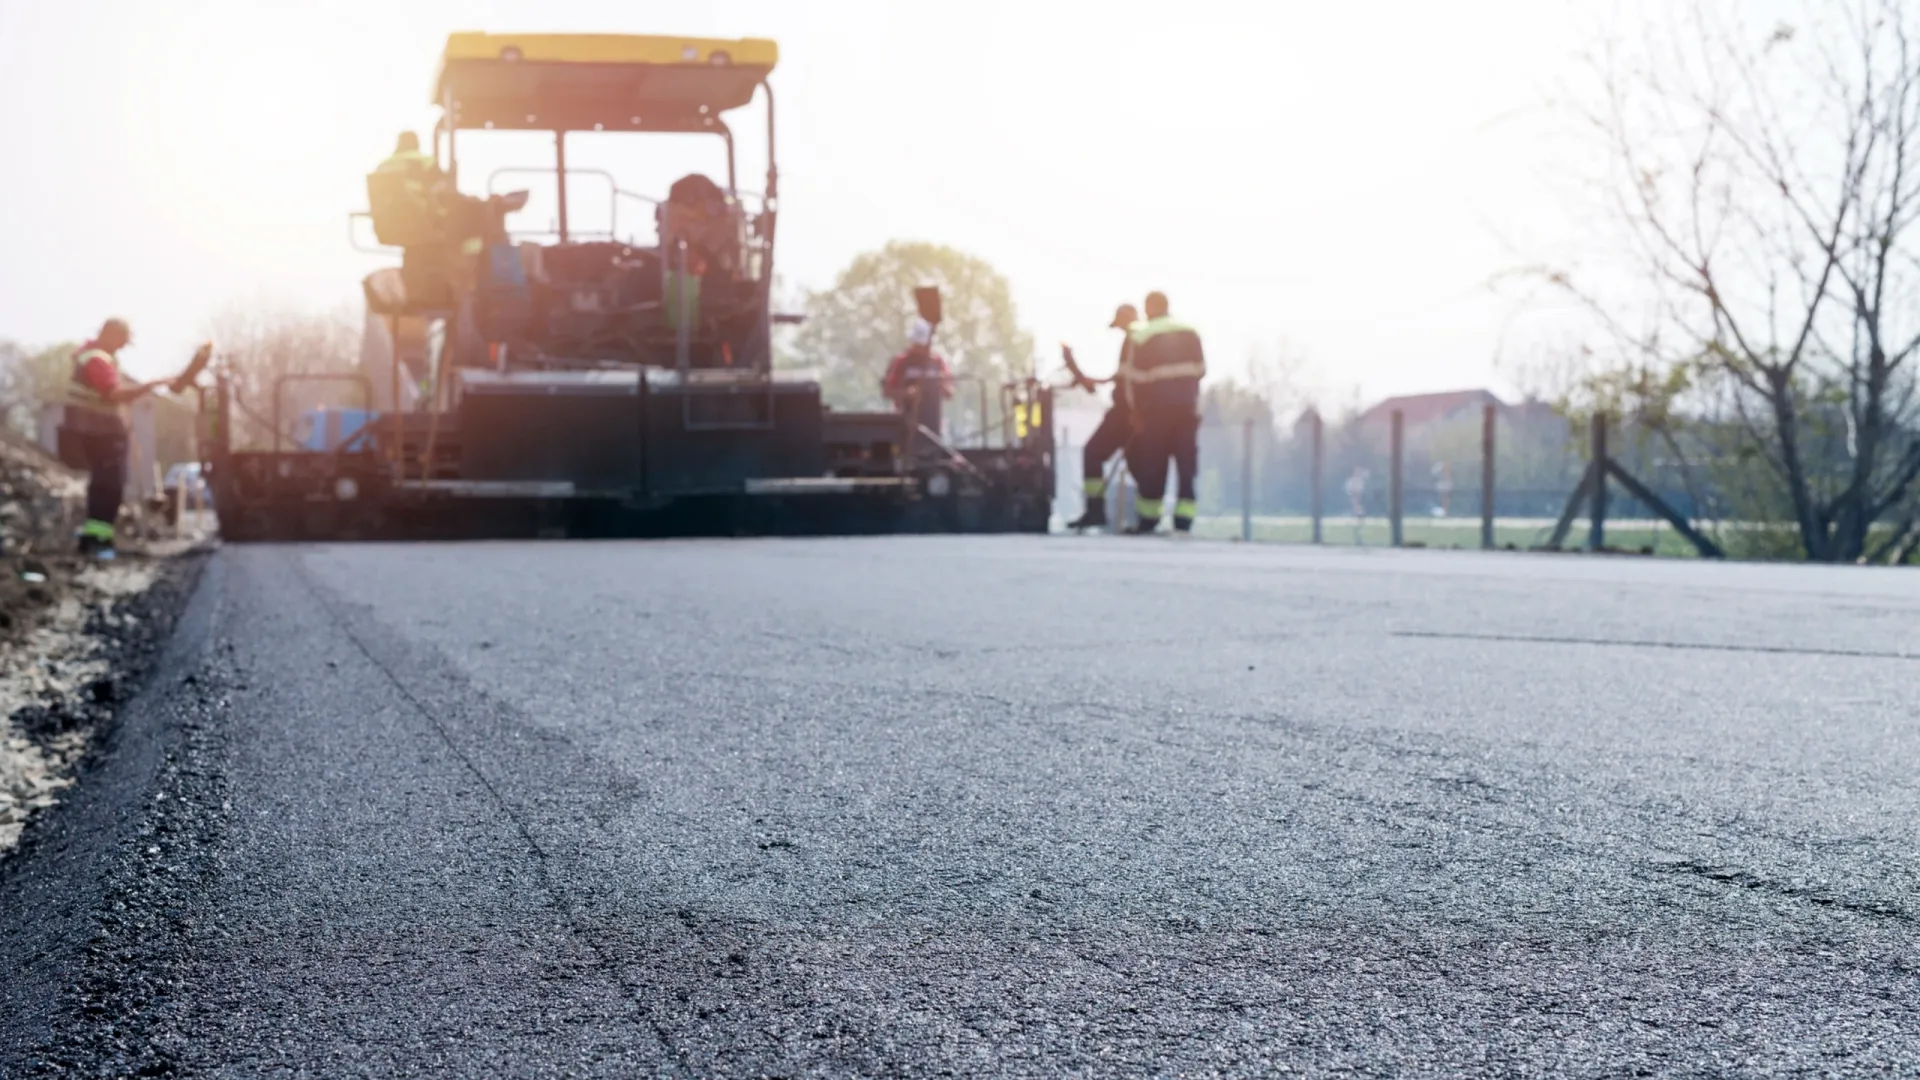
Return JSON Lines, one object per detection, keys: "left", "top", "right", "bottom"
{"left": 1, "top": 0, "right": 1607, "bottom": 404}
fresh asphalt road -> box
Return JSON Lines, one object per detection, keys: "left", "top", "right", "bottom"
{"left": 7, "top": 537, "right": 1920, "bottom": 1077}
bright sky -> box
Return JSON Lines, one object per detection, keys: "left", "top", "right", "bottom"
{"left": 0, "top": 0, "right": 1598, "bottom": 399}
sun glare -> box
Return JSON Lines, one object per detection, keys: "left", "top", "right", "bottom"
{"left": 4, "top": 0, "right": 1595, "bottom": 396}
{"left": 116, "top": 4, "right": 433, "bottom": 271}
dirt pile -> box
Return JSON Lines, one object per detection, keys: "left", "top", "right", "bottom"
{"left": 0, "top": 429, "right": 84, "bottom": 557}
{"left": 0, "top": 553, "right": 201, "bottom": 855}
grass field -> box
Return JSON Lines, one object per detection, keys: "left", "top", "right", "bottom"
{"left": 1175, "top": 515, "right": 1920, "bottom": 562}
{"left": 1183, "top": 515, "right": 1722, "bottom": 557}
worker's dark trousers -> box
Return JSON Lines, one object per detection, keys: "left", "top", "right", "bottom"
{"left": 1126, "top": 383, "right": 1200, "bottom": 529}
{"left": 1170, "top": 412, "right": 1199, "bottom": 529}
{"left": 66, "top": 428, "right": 127, "bottom": 532}
{"left": 1126, "top": 415, "right": 1198, "bottom": 527}
{"left": 898, "top": 384, "right": 945, "bottom": 445}
{"left": 1081, "top": 404, "right": 1131, "bottom": 493}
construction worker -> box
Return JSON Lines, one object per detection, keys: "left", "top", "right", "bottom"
{"left": 369, "top": 132, "right": 527, "bottom": 320}
{"left": 1060, "top": 302, "right": 1140, "bottom": 530}
{"left": 61, "top": 320, "right": 202, "bottom": 557}
{"left": 882, "top": 318, "right": 954, "bottom": 442}
{"left": 1124, "top": 291, "right": 1206, "bottom": 534}
{"left": 366, "top": 132, "right": 449, "bottom": 247}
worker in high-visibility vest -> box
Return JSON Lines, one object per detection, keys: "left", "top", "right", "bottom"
{"left": 61, "top": 320, "right": 203, "bottom": 557}
{"left": 366, "top": 132, "right": 452, "bottom": 248}
{"left": 882, "top": 318, "right": 954, "bottom": 443}
{"left": 1123, "top": 291, "right": 1206, "bottom": 534}
{"left": 1061, "top": 302, "right": 1140, "bottom": 530}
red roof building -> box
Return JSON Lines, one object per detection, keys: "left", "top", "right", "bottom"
{"left": 1356, "top": 389, "right": 1505, "bottom": 430}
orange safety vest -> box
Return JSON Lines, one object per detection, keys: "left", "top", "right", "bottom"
{"left": 66, "top": 345, "right": 127, "bottom": 433}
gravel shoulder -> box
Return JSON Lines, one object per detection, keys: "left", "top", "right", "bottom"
{"left": 0, "top": 549, "right": 207, "bottom": 1071}
{"left": 1, "top": 552, "right": 204, "bottom": 854}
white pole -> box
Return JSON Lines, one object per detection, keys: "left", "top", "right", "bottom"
{"left": 1241, "top": 418, "right": 1254, "bottom": 542}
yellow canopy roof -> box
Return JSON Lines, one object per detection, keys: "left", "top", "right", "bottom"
{"left": 434, "top": 33, "right": 779, "bottom": 133}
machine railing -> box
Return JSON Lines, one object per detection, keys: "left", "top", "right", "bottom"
{"left": 908, "top": 376, "right": 1054, "bottom": 453}
{"left": 483, "top": 167, "right": 771, "bottom": 277}
{"left": 271, "top": 373, "right": 374, "bottom": 453}
{"left": 486, "top": 166, "right": 664, "bottom": 246}
{"left": 944, "top": 375, "right": 995, "bottom": 449}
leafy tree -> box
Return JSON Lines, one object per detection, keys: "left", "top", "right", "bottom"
{"left": 785, "top": 241, "right": 1035, "bottom": 444}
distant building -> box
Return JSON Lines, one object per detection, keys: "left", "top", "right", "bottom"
{"left": 1290, "top": 406, "right": 1322, "bottom": 443}
{"left": 1352, "top": 389, "right": 1569, "bottom": 447}
{"left": 1355, "top": 389, "right": 1505, "bottom": 432}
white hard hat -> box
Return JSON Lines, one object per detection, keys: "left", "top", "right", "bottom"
{"left": 908, "top": 318, "right": 933, "bottom": 347}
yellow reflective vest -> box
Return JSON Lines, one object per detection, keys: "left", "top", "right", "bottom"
{"left": 1125, "top": 316, "right": 1206, "bottom": 385}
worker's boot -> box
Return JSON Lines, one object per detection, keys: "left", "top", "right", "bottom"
{"left": 1067, "top": 480, "right": 1109, "bottom": 531}
{"left": 76, "top": 519, "right": 116, "bottom": 559}
{"left": 1066, "top": 500, "right": 1108, "bottom": 531}
{"left": 1123, "top": 516, "right": 1162, "bottom": 535}
{"left": 1173, "top": 499, "right": 1197, "bottom": 535}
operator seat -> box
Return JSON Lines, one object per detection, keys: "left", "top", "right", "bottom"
{"left": 471, "top": 190, "right": 538, "bottom": 349}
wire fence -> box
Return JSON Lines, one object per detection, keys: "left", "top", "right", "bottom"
{"left": 1054, "top": 404, "right": 1752, "bottom": 558}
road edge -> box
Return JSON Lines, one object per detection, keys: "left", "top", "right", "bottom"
{"left": 0, "top": 549, "right": 223, "bottom": 1074}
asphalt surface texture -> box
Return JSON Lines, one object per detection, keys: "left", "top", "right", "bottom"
{"left": 5, "top": 537, "right": 1920, "bottom": 1078}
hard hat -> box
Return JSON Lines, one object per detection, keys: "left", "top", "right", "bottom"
{"left": 908, "top": 318, "right": 934, "bottom": 347}
{"left": 1108, "top": 303, "right": 1139, "bottom": 329}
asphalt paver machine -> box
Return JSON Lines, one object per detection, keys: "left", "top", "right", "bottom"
{"left": 206, "top": 33, "right": 1055, "bottom": 540}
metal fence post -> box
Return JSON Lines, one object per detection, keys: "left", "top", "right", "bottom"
{"left": 1241, "top": 417, "right": 1253, "bottom": 542}
{"left": 1389, "top": 409, "right": 1404, "bottom": 547}
{"left": 1481, "top": 403, "right": 1496, "bottom": 550}
{"left": 1310, "top": 411, "right": 1324, "bottom": 545}
{"left": 1589, "top": 412, "right": 1608, "bottom": 552}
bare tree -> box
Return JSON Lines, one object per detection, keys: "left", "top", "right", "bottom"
{"left": 0, "top": 340, "right": 39, "bottom": 440}
{"left": 1550, "top": 0, "right": 1920, "bottom": 562}
{"left": 205, "top": 304, "right": 363, "bottom": 449}
{"left": 0, "top": 340, "right": 82, "bottom": 442}
{"left": 1245, "top": 335, "right": 1320, "bottom": 426}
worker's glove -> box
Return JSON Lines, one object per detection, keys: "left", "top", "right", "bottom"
{"left": 170, "top": 343, "right": 214, "bottom": 394}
